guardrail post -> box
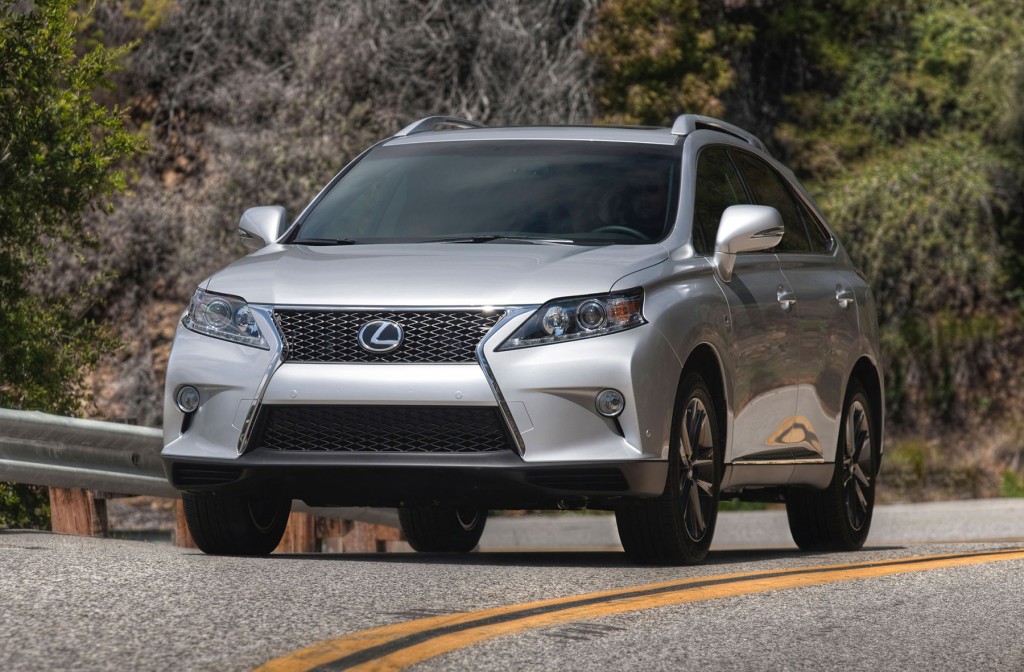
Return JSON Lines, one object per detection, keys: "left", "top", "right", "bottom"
{"left": 49, "top": 487, "right": 108, "bottom": 537}
{"left": 174, "top": 498, "right": 197, "bottom": 548}
{"left": 321, "top": 519, "right": 408, "bottom": 553}
{"left": 275, "top": 512, "right": 319, "bottom": 553}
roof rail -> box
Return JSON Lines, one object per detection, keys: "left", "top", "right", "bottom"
{"left": 394, "top": 116, "right": 486, "bottom": 137}
{"left": 670, "top": 114, "right": 766, "bottom": 153}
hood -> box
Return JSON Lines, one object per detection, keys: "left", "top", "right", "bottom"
{"left": 205, "top": 243, "right": 668, "bottom": 307}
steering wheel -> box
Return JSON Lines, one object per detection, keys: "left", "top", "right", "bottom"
{"left": 588, "top": 225, "right": 649, "bottom": 241}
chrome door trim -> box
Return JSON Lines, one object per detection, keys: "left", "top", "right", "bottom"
{"left": 729, "top": 458, "right": 827, "bottom": 466}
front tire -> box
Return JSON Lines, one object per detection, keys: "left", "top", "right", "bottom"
{"left": 398, "top": 506, "right": 487, "bottom": 552}
{"left": 616, "top": 372, "right": 722, "bottom": 564}
{"left": 786, "top": 380, "right": 877, "bottom": 552}
{"left": 182, "top": 492, "right": 291, "bottom": 556}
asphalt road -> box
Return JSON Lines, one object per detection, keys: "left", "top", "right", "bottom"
{"left": 2, "top": 499, "right": 1024, "bottom": 671}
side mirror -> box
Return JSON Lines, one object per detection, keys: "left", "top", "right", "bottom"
{"left": 713, "top": 205, "right": 784, "bottom": 282}
{"left": 238, "top": 206, "right": 287, "bottom": 249}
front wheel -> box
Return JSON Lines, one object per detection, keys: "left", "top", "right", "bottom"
{"left": 786, "top": 380, "right": 877, "bottom": 552}
{"left": 182, "top": 492, "right": 291, "bottom": 556}
{"left": 615, "top": 372, "right": 722, "bottom": 564}
{"left": 398, "top": 506, "right": 487, "bottom": 552}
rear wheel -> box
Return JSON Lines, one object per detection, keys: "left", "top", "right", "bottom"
{"left": 399, "top": 506, "right": 487, "bottom": 552}
{"left": 182, "top": 492, "right": 291, "bottom": 556}
{"left": 616, "top": 372, "right": 722, "bottom": 564}
{"left": 786, "top": 380, "right": 876, "bottom": 551}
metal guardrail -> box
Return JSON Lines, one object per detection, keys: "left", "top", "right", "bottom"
{"left": 0, "top": 408, "right": 400, "bottom": 527}
{"left": 0, "top": 408, "right": 175, "bottom": 497}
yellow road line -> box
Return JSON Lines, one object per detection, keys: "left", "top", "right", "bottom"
{"left": 256, "top": 547, "right": 1024, "bottom": 672}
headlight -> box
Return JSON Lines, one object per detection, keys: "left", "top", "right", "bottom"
{"left": 182, "top": 289, "right": 269, "bottom": 349}
{"left": 498, "top": 289, "right": 645, "bottom": 350}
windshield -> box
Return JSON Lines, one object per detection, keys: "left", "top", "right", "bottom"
{"left": 292, "top": 140, "right": 681, "bottom": 245}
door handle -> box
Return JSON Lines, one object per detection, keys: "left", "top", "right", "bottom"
{"left": 836, "top": 286, "right": 855, "bottom": 310}
{"left": 777, "top": 287, "right": 797, "bottom": 312}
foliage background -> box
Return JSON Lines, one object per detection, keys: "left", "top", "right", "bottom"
{"left": 0, "top": 0, "right": 143, "bottom": 526}
{"left": 2, "top": 0, "right": 1023, "bottom": 521}
{"left": 587, "top": 0, "right": 1024, "bottom": 497}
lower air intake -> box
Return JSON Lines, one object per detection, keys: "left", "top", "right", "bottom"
{"left": 252, "top": 405, "right": 514, "bottom": 454}
{"left": 172, "top": 464, "right": 243, "bottom": 487}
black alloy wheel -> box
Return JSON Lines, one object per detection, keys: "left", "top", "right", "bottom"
{"left": 616, "top": 372, "right": 722, "bottom": 564}
{"left": 787, "top": 380, "right": 876, "bottom": 552}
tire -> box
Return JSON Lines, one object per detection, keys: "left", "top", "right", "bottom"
{"left": 786, "top": 380, "right": 877, "bottom": 552}
{"left": 398, "top": 506, "right": 487, "bottom": 553}
{"left": 615, "top": 372, "right": 722, "bottom": 565}
{"left": 182, "top": 492, "right": 291, "bottom": 556}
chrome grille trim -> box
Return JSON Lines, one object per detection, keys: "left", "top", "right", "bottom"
{"left": 476, "top": 307, "right": 535, "bottom": 457}
{"left": 237, "top": 306, "right": 284, "bottom": 455}
{"left": 274, "top": 309, "right": 505, "bottom": 363}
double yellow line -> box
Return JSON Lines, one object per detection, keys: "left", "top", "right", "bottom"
{"left": 256, "top": 547, "right": 1024, "bottom": 672}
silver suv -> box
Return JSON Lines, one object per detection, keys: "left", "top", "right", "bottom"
{"left": 162, "top": 115, "right": 883, "bottom": 563}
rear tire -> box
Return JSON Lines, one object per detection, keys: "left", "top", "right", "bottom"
{"left": 182, "top": 492, "right": 291, "bottom": 556}
{"left": 398, "top": 506, "right": 487, "bottom": 552}
{"left": 786, "top": 380, "right": 877, "bottom": 552}
{"left": 615, "top": 372, "right": 722, "bottom": 565}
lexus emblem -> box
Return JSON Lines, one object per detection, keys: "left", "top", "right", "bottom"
{"left": 357, "top": 319, "right": 404, "bottom": 353}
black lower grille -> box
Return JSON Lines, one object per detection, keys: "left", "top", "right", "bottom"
{"left": 252, "top": 405, "right": 514, "bottom": 454}
{"left": 172, "top": 464, "right": 243, "bottom": 487}
{"left": 526, "top": 468, "right": 629, "bottom": 491}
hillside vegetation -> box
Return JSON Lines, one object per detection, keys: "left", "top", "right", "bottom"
{"left": 588, "top": 0, "right": 1024, "bottom": 498}
{"left": 3, "top": 0, "right": 1023, "bottom": 507}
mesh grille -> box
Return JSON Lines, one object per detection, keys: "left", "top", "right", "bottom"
{"left": 253, "top": 405, "right": 514, "bottom": 453}
{"left": 274, "top": 310, "right": 504, "bottom": 363}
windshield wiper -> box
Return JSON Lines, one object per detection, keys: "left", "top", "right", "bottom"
{"left": 429, "top": 235, "right": 575, "bottom": 245}
{"left": 292, "top": 238, "right": 360, "bottom": 246}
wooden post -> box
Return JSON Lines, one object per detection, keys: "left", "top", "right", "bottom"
{"left": 174, "top": 498, "right": 197, "bottom": 548}
{"left": 373, "top": 523, "right": 406, "bottom": 553}
{"left": 320, "top": 519, "right": 408, "bottom": 553}
{"left": 275, "top": 511, "right": 319, "bottom": 553}
{"left": 48, "top": 487, "right": 108, "bottom": 537}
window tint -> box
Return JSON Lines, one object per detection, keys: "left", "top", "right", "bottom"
{"left": 692, "top": 147, "right": 748, "bottom": 255}
{"left": 794, "top": 196, "right": 834, "bottom": 254}
{"left": 730, "top": 151, "right": 812, "bottom": 253}
{"left": 294, "top": 141, "right": 681, "bottom": 245}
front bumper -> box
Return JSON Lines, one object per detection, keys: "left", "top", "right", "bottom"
{"left": 163, "top": 451, "right": 668, "bottom": 508}
{"left": 162, "top": 304, "right": 682, "bottom": 505}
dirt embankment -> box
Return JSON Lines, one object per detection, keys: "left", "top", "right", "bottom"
{"left": 880, "top": 430, "right": 1024, "bottom": 502}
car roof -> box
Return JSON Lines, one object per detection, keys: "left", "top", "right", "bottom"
{"left": 384, "top": 115, "right": 768, "bottom": 152}
{"left": 384, "top": 125, "right": 680, "bottom": 147}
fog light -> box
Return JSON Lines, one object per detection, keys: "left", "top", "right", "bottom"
{"left": 175, "top": 385, "right": 200, "bottom": 413}
{"left": 595, "top": 389, "right": 625, "bottom": 417}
